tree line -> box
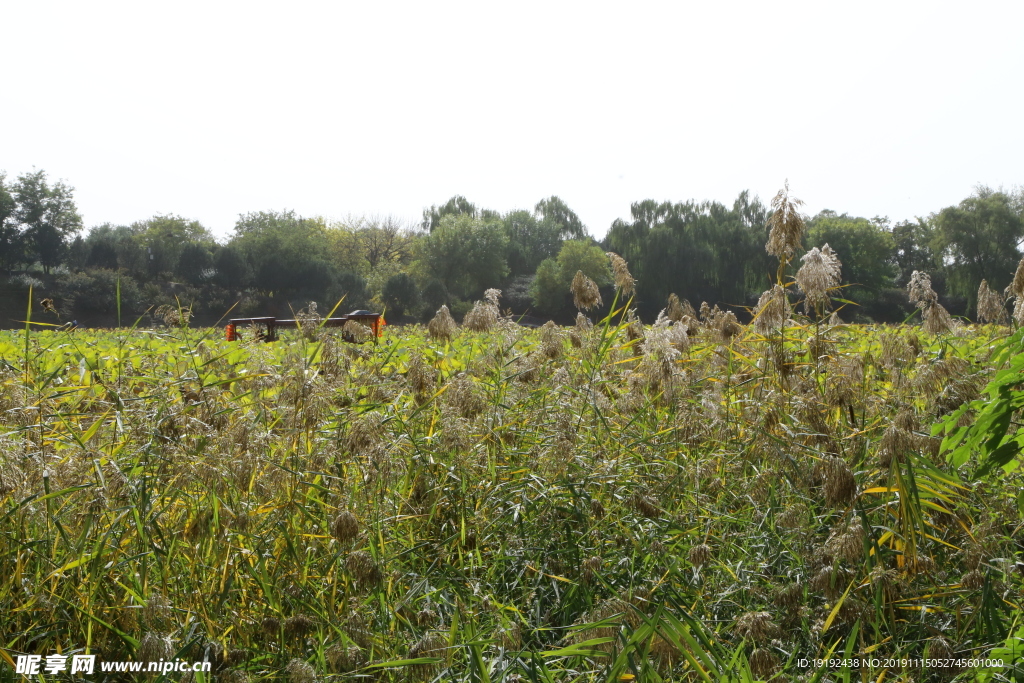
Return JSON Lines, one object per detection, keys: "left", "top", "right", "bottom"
{"left": 1, "top": 168, "right": 1022, "bottom": 326}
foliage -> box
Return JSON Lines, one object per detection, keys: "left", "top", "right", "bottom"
{"left": 530, "top": 240, "right": 611, "bottom": 315}
{"left": 53, "top": 268, "right": 144, "bottom": 314}
{"left": 605, "top": 192, "right": 771, "bottom": 318}
{"left": 381, "top": 272, "right": 420, "bottom": 316}
{"left": 5, "top": 169, "right": 83, "bottom": 273}
{"left": 412, "top": 213, "right": 509, "bottom": 300}
{"left": 934, "top": 187, "right": 1024, "bottom": 309}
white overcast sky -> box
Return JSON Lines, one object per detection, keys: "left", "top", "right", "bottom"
{"left": 3, "top": 1, "right": 1022, "bottom": 240}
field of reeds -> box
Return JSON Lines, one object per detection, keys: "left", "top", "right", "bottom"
{"left": 1, "top": 282, "right": 1023, "bottom": 682}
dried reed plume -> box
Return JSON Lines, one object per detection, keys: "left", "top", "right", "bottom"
{"left": 341, "top": 319, "right": 372, "bottom": 343}
{"left": 752, "top": 285, "right": 790, "bottom": 334}
{"left": 428, "top": 305, "right": 457, "bottom": 341}
{"left": 766, "top": 180, "right": 806, "bottom": 279}
{"left": 1005, "top": 256, "right": 1024, "bottom": 324}
{"left": 606, "top": 251, "right": 635, "bottom": 297}
{"left": 795, "top": 244, "right": 841, "bottom": 315}
{"left": 570, "top": 270, "right": 602, "bottom": 311}
{"left": 734, "top": 611, "right": 780, "bottom": 643}
{"left": 464, "top": 289, "right": 501, "bottom": 331}
{"left": 284, "top": 658, "right": 316, "bottom": 683}
{"left": 907, "top": 271, "right": 957, "bottom": 334}
{"left": 331, "top": 510, "right": 359, "bottom": 544}
{"left": 976, "top": 279, "right": 1008, "bottom": 324}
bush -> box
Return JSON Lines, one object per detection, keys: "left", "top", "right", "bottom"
{"left": 55, "top": 269, "right": 143, "bottom": 314}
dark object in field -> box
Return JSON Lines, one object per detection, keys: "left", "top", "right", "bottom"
{"left": 225, "top": 311, "right": 385, "bottom": 343}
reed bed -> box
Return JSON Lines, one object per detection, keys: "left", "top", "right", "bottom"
{"left": 0, "top": 304, "right": 1022, "bottom": 682}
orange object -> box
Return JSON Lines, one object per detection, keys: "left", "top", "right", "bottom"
{"left": 225, "top": 323, "right": 236, "bottom": 341}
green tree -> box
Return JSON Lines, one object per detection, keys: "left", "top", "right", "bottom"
{"left": 381, "top": 272, "right": 420, "bottom": 316}
{"left": 213, "top": 244, "right": 252, "bottom": 289}
{"left": 11, "top": 170, "right": 83, "bottom": 273}
{"left": 412, "top": 213, "right": 509, "bottom": 299}
{"left": 0, "top": 172, "right": 23, "bottom": 273}
{"left": 176, "top": 242, "right": 214, "bottom": 285}
{"left": 934, "top": 188, "right": 1024, "bottom": 309}
{"left": 231, "top": 210, "right": 336, "bottom": 298}
{"left": 892, "top": 218, "right": 938, "bottom": 288}
{"left": 503, "top": 209, "right": 562, "bottom": 277}
{"left": 604, "top": 192, "right": 769, "bottom": 318}
{"left": 530, "top": 240, "right": 611, "bottom": 315}
{"left": 131, "top": 215, "right": 214, "bottom": 279}
{"left": 805, "top": 211, "right": 897, "bottom": 297}
{"left": 421, "top": 195, "right": 478, "bottom": 232}
{"left": 535, "top": 196, "right": 587, "bottom": 240}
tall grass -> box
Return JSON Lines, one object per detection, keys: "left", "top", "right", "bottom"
{"left": 0, "top": 306, "right": 1022, "bottom": 681}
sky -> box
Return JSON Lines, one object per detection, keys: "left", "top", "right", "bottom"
{"left": 3, "top": 1, "right": 1022, "bottom": 241}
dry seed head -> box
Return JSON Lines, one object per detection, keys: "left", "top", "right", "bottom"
{"left": 825, "top": 518, "right": 864, "bottom": 562}
{"left": 261, "top": 616, "right": 281, "bottom": 638}
{"left": 766, "top": 180, "right": 806, "bottom": 260}
{"left": 630, "top": 492, "right": 661, "bottom": 519}
{"left": 406, "top": 353, "right": 437, "bottom": 395}
{"left": 795, "top": 244, "right": 842, "bottom": 314}
{"left": 749, "top": 648, "right": 779, "bottom": 679}
{"left": 463, "top": 298, "right": 499, "bottom": 331}
{"left": 326, "top": 644, "right": 366, "bottom": 673}
{"left": 908, "top": 270, "right": 939, "bottom": 308}
{"left": 285, "top": 614, "right": 316, "bottom": 638}
{"left": 926, "top": 636, "right": 954, "bottom": 664}
{"left": 666, "top": 293, "right": 685, "bottom": 321}
{"left": 582, "top": 555, "right": 602, "bottom": 583}
{"left": 138, "top": 631, "right": 173, "bottom": 662}
{"left": 428, "top": 305, "right": 457, "bottom": 341}
{"left": 346, "top": 550, "right": 381, "bottom": 585}
{"left": 570, "top": 270, "right": 602, "bottom": 311}
{"left": 977, "top": 279, "right": 1008, "bottom": 324}
{"left": 821, "top": 455, "right": 857, "bottom": 507}
{"left": 143, "top": 591, "right": 172, "bottom": 631}
{"left": 753, "top": 285, "right": 790, "bottom": 333}
{"left": 606, "top": 251, "right": 635, "bottom": 297}
{"left": 341, "top": 319, "right": 372, "bottom": 343}
{"left": 285, "top": 658, "right": 316, "bottom": 683}
{"left": 540, "top": 320, "right": 565, "bottom": 359}
{"left": 734, "top": 611, "right": 780, "bottom": 643}
{"left": 483, "top": 288, "right": 501, "bottom": 307}
{"left": 688, "top": 543, "right": 711, "bottom": 567}
{"left": 961, "top": 569, "right": 984, "bottom": 590}
{"left": 407, "top": 633, "right": 447, "bottom": 680}
{"left": 775, "top": 582, "right": 804, "bottom": 611}
{"left": 331, "top": 510, "right": 359, "bottom": 544}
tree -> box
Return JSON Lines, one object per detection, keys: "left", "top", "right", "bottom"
{"left": 213, "top": 245, "right": 252, "bottom": 289}
{"left": 231, "top": 210, "right": 336, "bottom": 298}
{"left": 412, "top": 213, "right": 509, "bottom": 299}
{"left": 503, "top": 209, "right": 562, "bottom": 277}
{"left": 934, "top": 188, "right": 1024, "bottom": 308}
{"left": 604, "top": 192, "right": 769, "bottom": 318}
{"left": 353, "top": 215, "right": 416, "bottom": 271}
{"left": 11, "top": 170, "right": 83, "bottom": 273}
{"left": 131, "top": 214, "right": 214, "bottom": 279}
{"left": 530, "top": 240, "right": 611, "bottom": 315}
{"left": 381, "top": 272, "right": 420, "bottom": 316}
{"left": 892, "top": 218, "right": 938, "bottom": 288}
{"left": 0, "top": 172, "right": 22, "bottom": 273}
{"left": 422, "top": 195, "right": 478, "bottom": 232}
{"left": 534, "top": 196, "right": 587, "bottom": 240}
{"left": 805, "top": 211, "right": 897, "bottom": 297}
{"left": 176, "top": 242, "right": 214, "bottom": 285}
